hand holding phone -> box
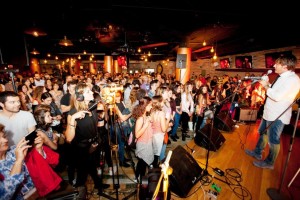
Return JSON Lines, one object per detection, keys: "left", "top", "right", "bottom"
{"left": 25, "top": 130, "right": 37, "bottom": 146}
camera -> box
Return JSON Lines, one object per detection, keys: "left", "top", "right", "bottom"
{"left": 100, "top": 83, "right": 123, "bottom": 105}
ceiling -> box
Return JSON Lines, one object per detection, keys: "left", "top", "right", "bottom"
{"left": 1, "top": 1, "right": 299, "bottom": 66}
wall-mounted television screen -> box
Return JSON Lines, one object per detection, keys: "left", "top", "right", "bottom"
{"left": 235, "top": 56, "right": 252, "bottom": 68}
{"left": 265, "top": 51, "right": 292, "bottom": 68}
{"left": 220, "top": 58, "right": 230, "bottom": 69}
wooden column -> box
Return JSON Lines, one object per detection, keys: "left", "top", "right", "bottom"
{"left": 30, "top": 58, "right": 40, "bottom": 74}
{"left": 104, "top": 56, "right": 113, "bottom": 74}
{"left": 175, "top": 47, "right": 191, "bottom": 85}
{"left": 89, "top": 62, "right": 97, "bottom": 74}
{"left": 114, "top": 60, "right": 121, "bottom": 74}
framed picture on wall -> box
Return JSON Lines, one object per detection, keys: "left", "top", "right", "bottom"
{"left": 235, "top": 56, "right": 252, "bottom": 68}
{"left": 220, "top": 58, "right": 230, "bottom": 69}
{"left": 265, "top": 51, "right": 292, "bottom": 68}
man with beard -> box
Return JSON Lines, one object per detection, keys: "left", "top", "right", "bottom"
{"left": 0, "top": 91, "right": 36, "bottom": 145}
{"left": 34, "top": 72, "right": 45, "bottom": 87}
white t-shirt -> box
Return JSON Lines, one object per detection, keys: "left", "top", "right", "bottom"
{"left": 0, "top": 110, "right": 37, "bottom": 145}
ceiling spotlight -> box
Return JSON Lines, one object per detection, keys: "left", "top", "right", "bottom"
{"left": 59, "top": 36, "right": 73, "bottom": 46}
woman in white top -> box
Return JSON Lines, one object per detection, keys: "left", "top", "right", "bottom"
{"left": 180, "top": 82, "right": 194, "bottom": 141}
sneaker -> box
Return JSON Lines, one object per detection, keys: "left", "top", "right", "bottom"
{"left": 245, "top": 149, "right": 262, "bottom": 160}
{"left": 253, "top": 160, "right": 274, "bottom": 170}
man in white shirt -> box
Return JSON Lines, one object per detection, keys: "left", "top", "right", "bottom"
{"left": 245, "top": 54, "right": 300, "bottom": 169}
{"left": 0, "top": 91, "right": 36, "bottom": 145}
{"left": 34, "top": 73, "right": 45, "bottom": 87}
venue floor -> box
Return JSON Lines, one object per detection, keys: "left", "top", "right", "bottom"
{"left": 61, "top": 119, "right": 300, "bottom": 200}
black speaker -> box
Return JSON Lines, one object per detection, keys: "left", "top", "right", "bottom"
{"left": 214, "top": 111, "right": 234, "bottom": 132}
{"left": 168, "top": 145, "right": 203, "bottom": 198}
{"left": 194, "top": 124, "right": 226, "bottom": 151}
{"left": 176, "top": 54, "right": 187, "bottom": 69}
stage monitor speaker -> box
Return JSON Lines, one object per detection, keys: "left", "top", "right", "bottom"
{"left": 168, "top": 145, "right": 203, "bottom": 198}
{"left": 176, "top": 54, "right": 187, "bottom": 69}
{"left": 214, "top": 111, "right": 234, "bottom": 132}
{"left": 194, "top": 124, "right": 226, "bottom": 151}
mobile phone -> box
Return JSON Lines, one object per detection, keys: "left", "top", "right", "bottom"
{"left": 25, "top": 130, "right": 37, "bottom": 146}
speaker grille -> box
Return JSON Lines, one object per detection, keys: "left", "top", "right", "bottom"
{"left": 168, "top": 145, "right": 203, "bottom": 198}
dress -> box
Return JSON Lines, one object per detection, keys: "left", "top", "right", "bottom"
{"left": 135, "top": 117, "right": 154, "bottom": 165}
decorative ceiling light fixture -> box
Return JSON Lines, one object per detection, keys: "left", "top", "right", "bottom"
{"left": 59, "top": 36, "right": 73, "bottom": 46}
{"left": 30, "top": 48, "right": 40, "bottom": 55}
{"left": 24, "top": 27, "right": 47, "bottom": 37}
{"left": 203, "top": 40, "right": 207, "bottom": 46}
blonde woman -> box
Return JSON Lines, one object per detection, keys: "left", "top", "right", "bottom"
{"left": 181, "top": 82, "right": 194, "bottom": 141}
{"left": 156, "top": 86, "right": 172, "bottom": 160}
{"left": 151, "top": 95, "right": 170, "bottom": 167}
{"left": 65, "top": 83, "right": 109, "bottom": 196}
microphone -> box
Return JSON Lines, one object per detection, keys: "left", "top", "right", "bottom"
{"left": 87, "top": 99, "right": 101, "bottom": 111}
{"left": 244, "top": 70, "right": 272, "bottom": 80}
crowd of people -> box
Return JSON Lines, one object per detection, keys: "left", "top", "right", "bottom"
{"left": 0, "top": 54, "right": 299, "bottom": 199}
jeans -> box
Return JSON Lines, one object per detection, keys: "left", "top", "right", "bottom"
{"left": 114, "top": 123, "right": 131, "bottom": 163}
{"left": 254, "top": 118, "right": 285, "bottom": 165}
{"left": 160, "top": 143, "right": 167, "bottom": 161}
{"left": 171, "top": 112, "right": 181, "bottom": 137}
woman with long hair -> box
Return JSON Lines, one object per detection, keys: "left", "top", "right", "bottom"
{"left": 181, "top": 82, "right": 194, "bottom": 141}
{"left": 113, "top": 90, "right": 132, "bottom": 168}
{"left": 64, "top": 83, "right": 109, "bottom": 197}
{"left": 18, "top": 84, "right": 33, "bottom": 112}
{"left": 49, "top": 82, "right": 64, "bottom": 109}
{"left": 32, "top": 86, "right": 47, "bottom": 112}
{"left": 151, "top": 95, "right": 170, "bottom": 167}
{"left": 33, "top": 104, "right": 58, "bottom": 151}
{"left": 170, "top": 84, "right": 182, "bottom": 141}
{"left": 195, "top": 85, "right": 211, "bottom": 133}
{"left": 132, "top": 96, "right": 153, "bottom": 182}
{"left": 40, "top": 92, "right": 63, "bottom": 134}
{"left": 156, "top": 86, "right": 172, "bottom": 160}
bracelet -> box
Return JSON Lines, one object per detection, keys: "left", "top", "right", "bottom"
{"left": 69, "top": 124, "right": 76, "bottom": 127}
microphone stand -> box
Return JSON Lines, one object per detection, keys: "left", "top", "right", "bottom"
{"left": 98, "top": 105, "right": 119, "bottom": 200}
{"left": 152, "top": 151, "right": 173, "bottom": 200}
{"left": 266, "top": 97, "right": 300, "bottom": 200}
{"left": 203, "top": 104, "right": 217, "bottom": 176}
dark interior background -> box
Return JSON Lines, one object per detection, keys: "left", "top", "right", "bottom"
{"left": 1, "top": 0, "right": 299, "bottom": 66}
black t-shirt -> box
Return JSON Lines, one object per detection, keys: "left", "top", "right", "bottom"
{"left": 69, "top": 108, "right": 98, "bottom": 147}
{"left": 175, "top": 93, "right": 181, "bottom": 107}
{"left": 60, "top": 93, "right": 71, "bottom": 108}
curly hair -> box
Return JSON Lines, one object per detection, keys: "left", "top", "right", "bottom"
{"left": 34, "top": 104, "right": 51, "bottom": 131}
{"left": 132, "top": 96, "right": 151, "bottom": 119}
